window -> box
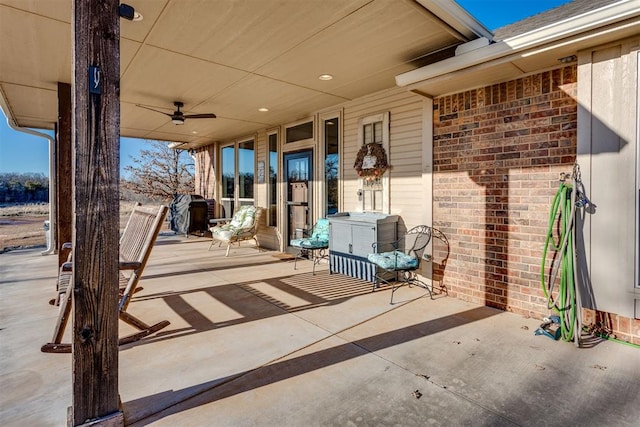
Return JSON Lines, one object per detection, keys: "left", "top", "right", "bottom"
{"left": 363, "top": 121, "right": 383, "bottom": 145}
{"left": 357, "top": 112, "right": 390, "bottom": 213}
{"left": 285, "top": 119, "right": 314, "bottom": 144}
{"left": 268, "top": 132, "right": 278, "bottom": 226}
{"left": 220, "top": 138, "right": 255, "bottom": 217}
{"left": 238, "top": 139, "right": 254, "bottom": 203}
{"left": 324, "top": 117, "right": 339, "bottom": 215}
{"left": 221, "top": 145, "right": 235, "bottom": 216}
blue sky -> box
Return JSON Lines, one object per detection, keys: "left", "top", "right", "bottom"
{"left": 0, "top": 0, "right": 572, "bottom": 178}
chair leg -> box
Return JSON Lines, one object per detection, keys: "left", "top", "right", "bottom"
{"left": 311, "top": 248, "right": 328, "bottom": 275}
{"left": 42, "top": 288, "right": 171, "bottom": 353}
{"left": 41, "top": 282, "right": 73, "bottom": 353}
{"left": 389, "top": 272, "right": 434, "bottom": 304}
{"left": 119, "top": 311, "right": 170, "bottom": 345}
{"left": 311, "top": 250, "right": 317, "bottom": 275}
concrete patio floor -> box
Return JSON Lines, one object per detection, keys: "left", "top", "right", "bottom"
{"left": 1, "top": 231, "right": 639, "bottom": 426}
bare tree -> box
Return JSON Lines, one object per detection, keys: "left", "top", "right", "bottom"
{"left": 122, "top": 140, "right": 194, "bottom": 202}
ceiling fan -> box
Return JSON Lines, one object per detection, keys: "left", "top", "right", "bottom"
{"left": 137, "top": 101, "right": 216, "bottom": 125}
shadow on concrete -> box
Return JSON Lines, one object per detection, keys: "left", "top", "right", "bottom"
{"left": 124, "top": 270, "right": 391, "bottom": 347}
{"left": 124, "top": 306, "right": 499, "bottom": 425}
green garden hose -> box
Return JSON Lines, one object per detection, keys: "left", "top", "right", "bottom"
{"left": 541, "top": 177, "right": 578, "bottom": 342}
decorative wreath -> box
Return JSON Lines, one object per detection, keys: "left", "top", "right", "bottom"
{"left": 353, "top": 142, "right": 389, "bottom": 178}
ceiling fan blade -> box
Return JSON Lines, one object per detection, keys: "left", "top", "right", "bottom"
{"left": 183, "top": 113, "right": 217, "bottom": 119}
{"left": 136, "top": 104, "right": 172, "bottom": 116}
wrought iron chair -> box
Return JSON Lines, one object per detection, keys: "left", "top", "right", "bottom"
{"left": 290, "top": 218, "right": 330, "bottom": 275}
{"left": 367, "top": 225, "right": 433, "bottom": 304}
{"left": 424, "top": 227, "right": 449, "bottom": 295}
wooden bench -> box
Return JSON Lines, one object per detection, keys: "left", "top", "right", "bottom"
{"left": 42, "top": 203, "right": 170, "bottom": 353}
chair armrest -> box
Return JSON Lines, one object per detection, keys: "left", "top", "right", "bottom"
{"left": 61, "top": 262, "right": 73, "bottom": 272}
{"left": 209, "top": 217, "right": 232, "bottom": 225}
{"left": 119, "top": 261, "right": 142, "bottom": 270}
{"left": 371, "top": 240, "right": 400, "bottom": 252}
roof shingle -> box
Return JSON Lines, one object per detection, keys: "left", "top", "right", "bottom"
{"left": 492, "top": 0, "right": 621, "bottom": 40}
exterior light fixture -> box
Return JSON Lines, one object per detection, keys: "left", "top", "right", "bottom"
{"left": 558, "top": 55, "right": 577, "bottom": 63}
{"left": 318, "top": 74, "right": 333, "bottom": 81}
{"left": 119, "top": 4, "right": 143, "bottom": 21}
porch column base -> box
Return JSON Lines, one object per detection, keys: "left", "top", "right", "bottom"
{"left": 67, "top": 407, "right": 124, "bottom": 427}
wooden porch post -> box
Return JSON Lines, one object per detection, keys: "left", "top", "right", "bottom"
{"left": 72, "top": 0, "right": 122, "bottom": 425}
{"left": 56, "top": 82, "right": 72, "bottom": 267}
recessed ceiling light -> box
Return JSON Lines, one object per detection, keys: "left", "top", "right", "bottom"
{"left": 191, "top": 131, "right": 198, "bottom": 134}
{"left": 258, "top": 107, "right": 269, "bottom": 112}
{"left": 133, "top": 11, "right": 143, "bottom": 21}
{"left": 318, "top": 74, "right": 333, "bottom": 81}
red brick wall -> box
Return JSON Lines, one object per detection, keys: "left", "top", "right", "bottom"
{"left": 432, "top": 65, "right": 640, "bottom": 345}
{"left": 432, "top": 68, "right": 577, "bottom": 315}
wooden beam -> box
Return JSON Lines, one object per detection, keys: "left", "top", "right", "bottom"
{"left": 56, "top": 82, "right": 72, "bottom": 267}
{"left": 72, "top": 0, "right": 122, "bottom": 425}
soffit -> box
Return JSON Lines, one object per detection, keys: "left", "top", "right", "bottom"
{"left": 405, "top": 16, "right": 640, "bottom": 97}
{"left": 400, "top": 1, "right": 640, "bottom": 98}
{"left": 0, "top": 0, "right": 470, "bottom": 148}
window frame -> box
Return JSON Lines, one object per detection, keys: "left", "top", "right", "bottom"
{"left": 319, "top": 110, "right": 342, "bottom": 217}
{"left": 357, "top": 111, "right": 390, "bottom": 214}
{"left": 267, "top": 128, "right": 279, "bottom": 227}
{"left": 284, "top": 117, "right": 315, "bottom": 145}
{"left": 219, "top": 136, "right": 256, "bottom": 216}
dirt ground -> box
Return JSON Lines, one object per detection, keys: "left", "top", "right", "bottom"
{"left": 0, "top": 210, "right": 165, "bottom": 253}
{"left": 0, "top": 215, "right": 48, "bottom": 253}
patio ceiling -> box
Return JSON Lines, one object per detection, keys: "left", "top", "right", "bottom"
{"left": 0, "top": 0, "right": 485, "bottom": 149}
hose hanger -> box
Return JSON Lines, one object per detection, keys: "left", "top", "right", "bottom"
{"left": 541, "top": 163, "right": 586, "bottom": 345}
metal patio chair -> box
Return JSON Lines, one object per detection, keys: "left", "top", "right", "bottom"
{"left": 367, "top": 225, "right": 433, "bottom": 304}
{"left": 290, "top": 218, "right": 330, "bottom": 275}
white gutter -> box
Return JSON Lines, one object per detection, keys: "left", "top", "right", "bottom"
{"left": 397, "top": 0, "right": 640, "bottom": 87}
{"left": 416, "top": 0, "right": 493, "bottom": 41}
{"left": 167, "top": 142, "right": 186, "bottom": 149}
{"left": 0, "top": 100, "right": 57, "bottom": 255}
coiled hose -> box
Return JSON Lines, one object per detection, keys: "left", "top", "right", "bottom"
{"left": 541, "top": 176, "right": 579, "bottom": 343}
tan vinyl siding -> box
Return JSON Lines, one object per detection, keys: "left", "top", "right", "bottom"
{"left": 343, "top": 86, "right": 426, "bottom": 230}
{"left": 253, "top": 129, "right": 280, "bottom": 250}
{"left": 198, "top": 85, "right": 430, "bottom": 249}
{"left": 254, "top": 130, "right": 267, "bottom": 207}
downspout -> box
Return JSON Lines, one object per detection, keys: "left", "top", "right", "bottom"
{"left": 1, "top": 105, "right": 57, "bottom": 255}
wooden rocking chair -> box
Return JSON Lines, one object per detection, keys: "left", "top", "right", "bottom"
{"left": 41, "top": 203, "right": 170, "bottom": 353}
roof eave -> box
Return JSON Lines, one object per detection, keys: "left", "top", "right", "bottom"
{"left": 416, "top": 0, "right": 493, "bottom": 41}
{"left": 396, "top": 0, "right": 640, "bottom": 92}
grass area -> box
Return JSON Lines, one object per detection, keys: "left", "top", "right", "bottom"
{"left": 0, "top": 202, "right": 49, "bottom": 217}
